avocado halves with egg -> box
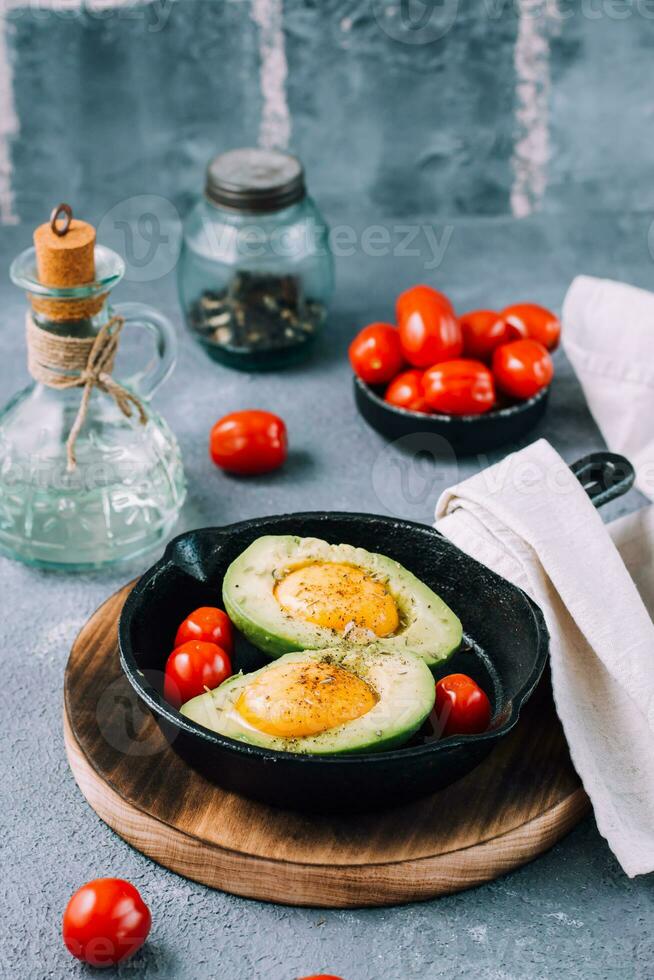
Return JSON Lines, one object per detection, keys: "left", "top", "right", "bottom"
{"left": 222, "top": 535, "right": 462, "bottom": 667}
{"left": 180, "top": 645, "right": 436, "bottom": 755}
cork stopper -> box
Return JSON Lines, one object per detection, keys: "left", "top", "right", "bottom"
{"left": 31, "top": 204, "right": 104, "bottom": 321}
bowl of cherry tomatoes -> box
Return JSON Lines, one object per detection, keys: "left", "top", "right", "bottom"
{"left": 350, "top": 286, "right": 560, "bottom": 453}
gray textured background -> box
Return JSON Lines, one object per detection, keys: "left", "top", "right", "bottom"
{"left": 4, "top": 0, "right": 654, "bottom": 225}
{"left": 2, "top": 2, "right": 654, "bottom": 979}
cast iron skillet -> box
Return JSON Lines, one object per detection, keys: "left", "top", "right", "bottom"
{"left": 119, "top": 452, "right": 634, "bottom": 813}
{"left": 354, "top": 375, "right": 549, "bottom": 453}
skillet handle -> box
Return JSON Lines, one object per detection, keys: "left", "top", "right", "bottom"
{"left": 570, "top": 452, "right": 635, "bottom": 508}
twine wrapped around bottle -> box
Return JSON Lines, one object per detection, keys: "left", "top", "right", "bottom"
{"left": 26, "top": 312, "right": 148, "bottom": 471}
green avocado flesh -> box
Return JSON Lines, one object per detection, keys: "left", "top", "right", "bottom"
{"left": 180, "top": 646, "right": 436, "bottom": 755}
{"left": 222, "top": 534, "right": 462, "bottom": 668}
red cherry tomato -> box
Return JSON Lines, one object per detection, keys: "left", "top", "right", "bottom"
{"left": 396, "top": 283, "right": 454, "bottom": 318}
{"left": 348, "top": 323, "right": 404, "bottom": 385}
{"left": 396, "top": 285, "right": 462, "bottom": 368}
{"left": 422, "top": 359, "right": 495, "bottom": 416}
{"left": 175, "top": 607, "right": 234, "bottom": 653}
{"left": 62, "top": 878, "right": 151, "bottom": 967}
{"left": 492, "top": 339, "right": 553, "bottom": 400}
{"left": 297, "top": 976, "right": 345, "bottom": 980}
{"left": 384, "top": 369, "right": 430, "bottom": 413}
{"left": 164, "top": 640, "right": 232, "bottom": 708}
{"left": 210, "top": 410, "right": 287, "bottom": 476}
{"left": 434, "top": 674, "right": 491, "bottom": 738}
{"left": 459, "top": 310, "right": 515, "bottom": 361}
{"left": 501, "top": 302, "right": 561, "bottom": 351}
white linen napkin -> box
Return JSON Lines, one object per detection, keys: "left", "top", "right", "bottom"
{"left": 435, "top": 439, "right": 654, "bottom": 877}
{"left": 563, "top": 275, "right": 654, "bottom": 499}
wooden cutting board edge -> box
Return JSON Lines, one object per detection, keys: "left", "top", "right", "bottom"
{"left": 63, "top": 689, "right": 591, "bottom": 909}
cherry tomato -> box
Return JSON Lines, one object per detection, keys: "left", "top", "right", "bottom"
{"left": 62, "top": 878, "right": 151, "bottom": 967}
{"left": 297, "top": 976, "right": 345, "bottom": 980}
{"left": 396, "top": 283, "right": 454, "bottom": 318}
{"left": 396, "top": 285, "right": 462, "bottom": 368}
{"left": 175, "top": 607, "right": 234, "bottom": 653}
{"left": 422, "top": 359, "right": 495, "bottom": 416}
{"left": 210, "top": 410, "right": 287, "bottom": 476}
{"left": 384, "top": 369, "right": 430, "bottom": 413}
{"left": 164, "top": 640, "right": 232, "bottom": 708}
{"left": 348, "top": 323, "right": 404, "bottom": 385}
{"left": 492, "top": 339, "right": 553, "bottom": 400}
{"left": 459, "top": 309, "right": 515, "bottom": 361}
{"left": 434, "top": 674, "right": 491, "bottom": 738}
{"left": 501, "top": 302, "right": 561, "bottom": 351}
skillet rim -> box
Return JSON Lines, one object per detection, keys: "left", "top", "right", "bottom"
{"left": 119, "top": 513, "right": 549, "bottom": 767}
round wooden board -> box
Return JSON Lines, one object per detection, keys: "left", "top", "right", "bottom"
{"left": 64, "top": 585, "right": 590, "bottom": 909}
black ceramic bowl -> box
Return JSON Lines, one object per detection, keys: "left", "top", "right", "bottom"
{"left": 354, "top": 375, "right": 549, "bottom": 454}
{"left": 119, "top": 513, "right": 548, "bottom": 813}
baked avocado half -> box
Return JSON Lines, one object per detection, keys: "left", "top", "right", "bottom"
{"left": 180, "top": 645, "right": 436, "bottom": 755}
{"left": 222, "top": 535, "right": 462, "bottom": 668}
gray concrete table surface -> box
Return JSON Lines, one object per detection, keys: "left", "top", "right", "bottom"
{"left": 1, "top": 210, "right": 653, "bottom": 980}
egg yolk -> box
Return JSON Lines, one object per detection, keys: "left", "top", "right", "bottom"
{"left": 274, "top": 562, "right": 400, "bottom": 637}
{"left": 235, "top": 660, "right": 378, "bottom": 738}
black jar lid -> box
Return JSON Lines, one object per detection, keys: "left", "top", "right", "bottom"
{"left": 205, "top": 148, "right": 306, "bottom": 213}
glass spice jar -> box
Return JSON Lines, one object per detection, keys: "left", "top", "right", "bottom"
{"left": 178, "top": 148, "right": 334, "bottom": 371}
